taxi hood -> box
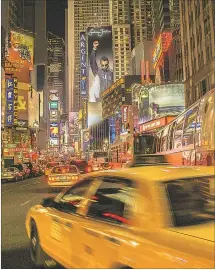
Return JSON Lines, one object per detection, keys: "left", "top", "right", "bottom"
{"left": 168, "top": 222, "right": 215, "bottom": 242}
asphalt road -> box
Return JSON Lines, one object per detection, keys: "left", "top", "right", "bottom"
{"left": 1, "top": 175, "right": 57, "bottom": 269}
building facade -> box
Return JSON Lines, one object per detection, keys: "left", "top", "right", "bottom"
{"left": 67, "top": 0, "right": 110, "bottom": 112}
{"left": 179, "top": 0, "right": 215, "bottom": 107}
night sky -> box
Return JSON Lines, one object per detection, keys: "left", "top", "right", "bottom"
{"left": 46, "top": 0, "right": 67, "bottom": 39}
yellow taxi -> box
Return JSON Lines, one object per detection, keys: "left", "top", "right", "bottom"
{"left": 48, "top": 165, "right": 80, "bottom": 192}
{"left": 44, "top": 162, "right": 60, "bottom": 177}
{"left": 26, "top": 165, "right": 215, "bottom": 268}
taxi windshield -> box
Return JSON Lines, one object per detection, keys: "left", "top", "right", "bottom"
{"left": 47, "top": 163, "right": 59, "bottom": 169}
{"left": 3, "top": 168, "right": 15, "bottom": 172}
{"left": 165, "top": 176, "right": 215, "bottom": 227}
{"left": 52, "top": 166, "right": 78, "bottom": 174}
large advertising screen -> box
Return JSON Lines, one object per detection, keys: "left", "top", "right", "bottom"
{"left": 138, "top": 84, "right": 185, "bottom": 124}
{"left": 5, "top": 31, "right": 34, "bottom": 83}
{"left": 87, "top": 27, "right": 113, "bottom": 102}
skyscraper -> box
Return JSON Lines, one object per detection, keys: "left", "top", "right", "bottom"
{"left": 179, "top": 0, "right": 215, "bottom": 107}
{"left": 67, "top": 0, "right": 110, "bottom": 112}
{"left": 130, "top": 0, "right": 153, "bottom": 49}
{"left": 168, "top": 0, "right": 183, "bottom": 82}
{"left": 110, "top": 0, "right": 131, "bottom": 81}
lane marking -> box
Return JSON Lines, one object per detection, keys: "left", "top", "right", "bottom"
{"left": 20, "top": 196, "right": 37, "bottom": 207}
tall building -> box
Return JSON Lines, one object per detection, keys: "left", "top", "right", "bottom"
{"left": 179, "top": 0, "right": 215, "bottom": 107}
{"left": 110, "top": 0, "right": 131, "bottom": 81}
{"left": 168, "top": 0, "right": 183, "bottom": 82}
{"left": 67, "top": 0, "right": 110, "bottom": 112}
{"left": 129, "top": 0, "right": 153, "bottom": 49}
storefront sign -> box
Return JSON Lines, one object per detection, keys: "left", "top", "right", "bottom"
{"left": 80, "top": 32, "right": 87, "bottom": 98}
{"left": 140, "top": 117, "right": 166, "bottom": 132}
{"left": 122, "top": 105, "right": 129, "bottom": 123}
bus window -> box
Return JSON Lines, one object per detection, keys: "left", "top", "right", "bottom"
{"left": 156, "top": 132, "right": 161, "bottom": 152}
{"left": 160, "top": 126, "right": 170, "bottom": 152}
{"left": 182, "top": 105, "right": 198, "bottom": 147}
{"left": 168, "top": 121, "right": 176, "bottom": 150}
{"left": 134, "top": 134, "right": 155, "bottom": 155}
{"left": 173, "top": 115, "right": 185, "bottom": 149}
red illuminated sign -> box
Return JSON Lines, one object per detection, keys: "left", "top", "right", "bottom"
{"left": 122, "top": 105, "right": 129, "bottom": 123}
{"left": 153, "top": 32, "right": 172, "bottom": 68}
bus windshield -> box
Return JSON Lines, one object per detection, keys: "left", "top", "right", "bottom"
{"left": 134, "top": 134, "right": 155, "bottom": 155}
{"left": 93, "top": 152, "right": 108, "bottom": 159}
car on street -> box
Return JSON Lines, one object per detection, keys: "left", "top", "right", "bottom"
{"left": 100, "top": 162, "right": 113, "bottom": 170}
{"left": 26, "top": 165, "right": 215, "bottom": 269}
{"left": 1, "top": 167, "right": 24, "bottom": 182}
{"left": 70, "top": 160, "right": 92, "bottom": 174}
{"left": 45, "top": 162, "right": 61, "bottom": 178}
{"left": 11, "top": 164, "right": 29, "bottom": 179}
{"left": 47, "top": 165, "right": 80, "bottom": 192}
{"left": 23, "top": 162, "right": 35, "bottom": 178}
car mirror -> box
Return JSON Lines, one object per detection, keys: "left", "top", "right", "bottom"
{"left": 42, "top": 196, "right": 56, "bottom": 208}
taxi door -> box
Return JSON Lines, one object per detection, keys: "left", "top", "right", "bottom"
{"left": 75, "top": 176, "right": 137, "bottom": 268}
{"left": 44, "top": 178, "right": 97, "bottom": 268}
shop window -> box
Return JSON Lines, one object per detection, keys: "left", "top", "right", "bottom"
{"left": 173, "top": 115, "right": 185, "bottom": 149}
{"left": 168, "top": 122, "right": 176, "bottom": 150}
{"left": 182, "top": 105, "right": 198, "bottom": 147}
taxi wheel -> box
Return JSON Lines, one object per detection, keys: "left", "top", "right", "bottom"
{"left": 30, "top": 221, "right": 45, "bottom": 268}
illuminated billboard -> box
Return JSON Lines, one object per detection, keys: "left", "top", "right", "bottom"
{"left": 153, "top": 32, "right": 172, "bottom": 68}
{"left": 49, "top": 90, "right": 59, "bottom": 101}
{"left": 5, "top": 78, "right": 15, "bottom": 126}
{"left": 80, "top": 32, "right": 87, "bottom": 98}
{"left": 138, "top": 84, "right": 185, "bottom": 124}
{"left": 69, "top": 112, "right": 79, "bottom": 136}
{"left": 50, "top": 110, "right": 58, "bottom": 121}
{"left": 28, "top": 88, "right": 39, "bottom": 127}
{"left": 49, "top": 101, "right": 58, "bottom": 110}
{"left": 87, "top": 26, "right": 113, "bottom": 102}
{"left": 87, "top": 102, "right": 102, "bottom": 127}
{"left": 5, "top": 31, "right": 34, "bottom": 83}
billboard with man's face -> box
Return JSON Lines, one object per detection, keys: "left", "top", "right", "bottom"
{"left": 87, "top": 27, "right": 113, "bottom": 103}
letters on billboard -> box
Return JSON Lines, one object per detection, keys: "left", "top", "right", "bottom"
{"left": 18, "top": 89, "right": 28, "bottom": 122}
{"left": 80, "top": 32, "right": 87, "bottom": 98}
{"left": 5, "top": 78, "right": 14, "bottom": 126}
{"left": 88, "top": 27, "right": 113, "bottom": 102}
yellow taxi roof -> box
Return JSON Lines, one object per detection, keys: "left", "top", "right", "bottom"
{"left": 87, "top": 166, "right": 214, "bottom": 183}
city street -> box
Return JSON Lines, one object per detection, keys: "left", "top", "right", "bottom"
{"left": 1, "top": 176, "right": 56, "bottom": 269}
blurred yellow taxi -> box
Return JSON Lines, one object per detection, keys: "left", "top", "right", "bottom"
{"left": 48, "top": 165, "right": 80, "bottom": 192}
{"left": 26, "top": 165, "right": 215, "bottom": 268}
{"left": 44, "top": 162, "right": 60, "bottom": 177}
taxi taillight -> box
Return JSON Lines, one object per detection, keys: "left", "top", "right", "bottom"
{"left": 48, "top": 177, "right": 55, "bottom": 182}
